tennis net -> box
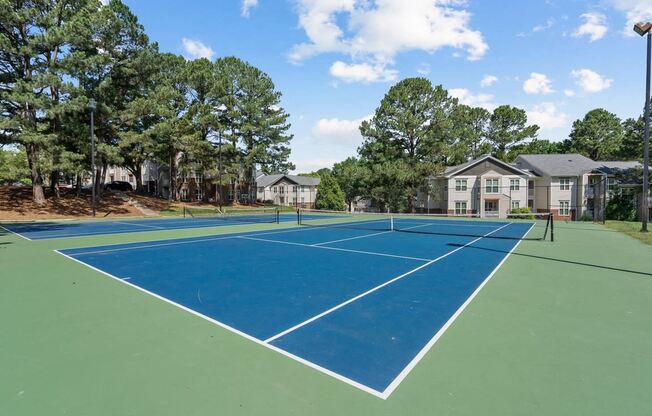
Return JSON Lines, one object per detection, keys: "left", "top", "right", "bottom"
{"left": 184, "top": 206, "right": 279, "bottom": 224}
{"left": 298, "top": 209, "right": 554, "bottom": 241}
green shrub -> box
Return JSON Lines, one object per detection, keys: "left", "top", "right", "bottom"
{"left": 605, "top": 193, "right": 637, "bottom": 221}
{"left": 315, "top": 174, "right": 346, "bottom": 211}
{"left": 509, "top": 207, "right": 534, "bottom": 219}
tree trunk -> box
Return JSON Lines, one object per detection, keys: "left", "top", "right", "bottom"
{"left": 25, "top": 143, "right": 46, "bottom": 205}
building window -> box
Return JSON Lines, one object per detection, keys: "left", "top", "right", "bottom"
{"left": 195, "top": 188, "right": 203, "bottom": 201}
{"left": 559, "top": 200, "right": 570, "bottom": 216}
{"left": 181, "top": 188, "right": 189, "bottom": 201}
{"left": 280, "top": 186, "right": 285, "bottom": 194}
{"left": 455, "top": 179, "right": 467, "bottom": 192}
{"left": 510, "top": 179, "right": 520, "bottom": 191}
{"left": 196, "top": 173, "right": 203, "bottom": 183}
{"left": 258, "top": 187, "right": 264, "bottom": 193}
{"left": 455, "top": 201, "right": 468, "bottom": 215}
{"left": 559, "top": 178, "right": 571, "bottom": 191}
{"left": 121, "top": 175, "right": 126, "bottom": 182}
{"left": 128, "top": 174, "right": 134, "bottom": 183}
{"left": 301, "top": 185, "right": 306, "bottom": 192}
{"left": 301, "top": 197, "right": 305, "bottom": 203}
{"left": 608, "top": 178, "right": 617, "bottom": 193}
{"left": 292, "top": 197, "right": 297, "bottom": 205}
{"left": 273, "top": 186, "right": 277, "bottom": 193}
{"left": 511, "top": 200, "right": 520, "bottom": 210}
{"left": 485, "top": 179, "right": 499, "bottom": 193}
{"left": 292, "top": 186, "right": 297, "bottom": 192}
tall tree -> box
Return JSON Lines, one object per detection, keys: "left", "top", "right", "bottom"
{"left": 314, "top": 173, "right": 345, "bottom": 211}
{"left": 486, "top": 105, "right": 539, "bottom": 161}
{"left": 359, "top": 78, "right": 453, "bottom": 212}
{"left": 567, "top": 108, "right": 623, "bottom": 160}
{"left": 67, "top": 0, "right": 151, "bottom": 197}
{"left": 620, "top": 117, "right": 644, "bottom": 161}
{"left": 507, "top": 138, "right": 565, "bottom": 160}
{"left": 331, "top": 157, "right": 368, "bottom": 211}
{"left": 449, "top": 105, "right": 491, "bottom": 164}
{"left": 0, "top": 0, "right": 97, "bottom": 203}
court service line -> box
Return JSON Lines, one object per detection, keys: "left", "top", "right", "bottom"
{"left": 237, "top": 236, "right": 432, "bottom": 262}
{"left": 263, "top": 222, "right": 512, "bottom": 344}
{"left": 311, "top": 222, "right": 438, "bottom": 247}
{"left": 61, "top": 224, "right": 370, "bottom": 256}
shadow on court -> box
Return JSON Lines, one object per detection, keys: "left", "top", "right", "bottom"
{"left": 447, "top": 243, "right": 652, "bottom": 278}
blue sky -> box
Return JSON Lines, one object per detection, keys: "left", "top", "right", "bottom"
{"left": 121, "top": 0, "right": 652, "bottom": 172}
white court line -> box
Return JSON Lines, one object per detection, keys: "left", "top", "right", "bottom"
{"left": 311, "top": 221, "right": 437, "bottom": 247}
{"left": 237, "top": 236, "right": 432, "bottom": 262}
{"left": 263, "top": 222, "right": 512, "bottom": 344}
{"left": 0, "top": 224, "right": 33, "bottom": 241}
{"left": 61, "top": 224, "right": 356, "bottom": 256}
{"left": 380, "top": 222, "right": 535, "bottom": 398}
{"left": 53, "top": 249, "right": 387, "bottom": 399}
{"left": 112, "top": 221, "right": 166, "bottom": 230}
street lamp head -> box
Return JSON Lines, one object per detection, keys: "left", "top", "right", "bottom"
{"left": 87, "top": 99, "right": 97, "bottom": 111}
{"left": 634, "top": 22, "right": 652, "bottom": 36}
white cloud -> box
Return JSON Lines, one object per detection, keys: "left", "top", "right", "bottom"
{"left": 527, "top": 102, "right": 569, "bottom": 131}
{"left": 564, "top": 89, "right": 576, "bottom": 97}
{"left": 100, "top": 0, "right": 109, "bottom": 4}
{"left": 571, "top": 68, "right": 613, "bottom": 93}
{"left": 289, "top": 0, "right": 488, "bottom": 83}
{"left": 329, "top": 61, "right": 398, "bottom": 83}
{"left": 449, "top": 88, "right": 497, "bottom": 110}
{"left": 181, "top": 38, "right": 215, "bottom": 60}
{"left": 523, "top": 72, "right": 554, "bottom": 95}
{"left": 608, "top": 0, "right": 652, "bottom": 36}
{"left": 417, "top": 63, "right": 431, "bottom": 75}
{"left": 573, "top": 13, "right": 608, "bottom": 42}
{"left": 533, "top": 18, "right": 556, "bottom": 33}
{"left": 312, "top": 115, "right": 372, "bottom": 147}
{"left": 241, "top": 0, "right": 258, "bottom": 17}
{"left": 480, "top": 75, "right": 498, "bottom": 87}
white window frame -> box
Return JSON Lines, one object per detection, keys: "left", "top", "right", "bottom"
{"left": 485, "top": 178, "right": 499, "bottom": 194}
{"left": 510, "top": 179, "right": 520, "bottom": 191}
{"left": 455, "top": 179, "right": 468, "bottom": 192}
{"left": 511, "top": 200, "right": 520, "bottom": 210}
{"left": 559, "top": 178, "right": 571, "bottom": 191}
{"left": 559, "top": 200, "right": 570, "bottom": 216}
{"left": 455, "top": 201, "right": 468, "bottom": 215}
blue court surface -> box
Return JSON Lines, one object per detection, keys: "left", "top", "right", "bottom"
{"left": 57, "top": 217, "right": 533, "bottom": 398}
{"left": 1, "top": 212, "right": 297, "bottom": 240}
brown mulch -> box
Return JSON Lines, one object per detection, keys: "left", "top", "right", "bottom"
{"left": 0, "top": 186, "right": 172, "bottom": 221}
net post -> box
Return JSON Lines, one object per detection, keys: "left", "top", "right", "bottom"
{"left": 183, "top": 206, "right": 186, "bottom": 218}
{"left": 276, "top": 208, "right": 280, "bottom": 224}
{"left": 297, "top": 208, "right": 301, "bottom": 226}
{"left": 550, "top": 213, "right": 554, "bottom": 242}
{"left": 390, "top": 215, "right": 394, "bottom": 231}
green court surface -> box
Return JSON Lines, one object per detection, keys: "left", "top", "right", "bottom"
{"left": 1, "top": 220, "right": 651, "bottom": 415}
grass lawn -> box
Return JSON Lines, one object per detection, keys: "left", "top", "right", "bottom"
{"left": 605, "top": 221, "right": 652, "bottom": 245}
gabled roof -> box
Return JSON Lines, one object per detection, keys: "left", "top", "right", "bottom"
{"left": 256, "top": 174, "right": 320, "bottom": 187}
{"left": 515, "top": 154, "right": 641, "bottom": 177}
{"left": 443, "top": 154, "right": 532, "bottom": 178}
{"left": 594, "top": 161, "right": 641, "bottom": 175}
{"left": 514, "top": 154, "right": 598, "bottom": 176}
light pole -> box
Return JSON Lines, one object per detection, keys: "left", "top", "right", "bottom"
{"left": 87, "top": 99, "right": 97, "bottom": 217}
{"left": 634, "top": 22, "right": 652, "bottom": 232}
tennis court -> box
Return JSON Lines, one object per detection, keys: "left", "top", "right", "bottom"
{"left": 55, "top": 212, "right": 546, "bottom": 398}
{"left": 1, "top": 208, "right": 288, "bottom": 240}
